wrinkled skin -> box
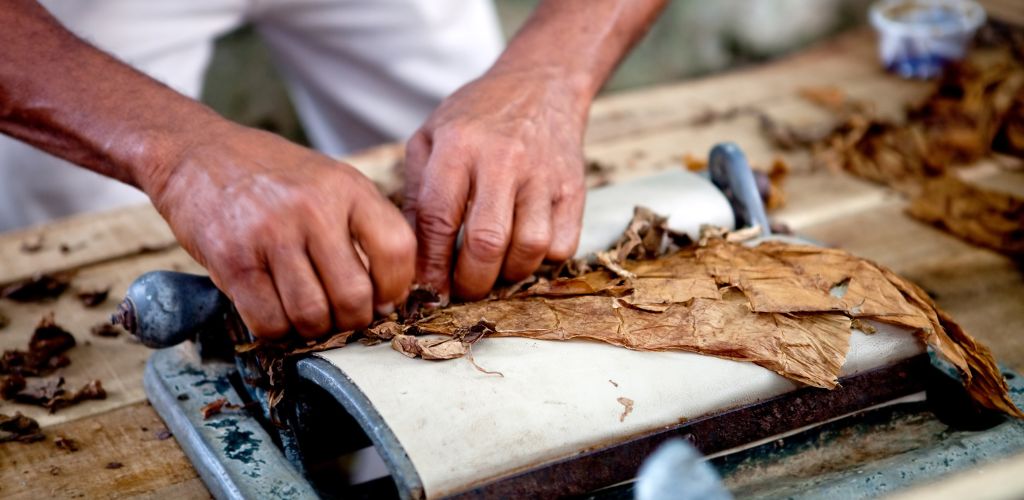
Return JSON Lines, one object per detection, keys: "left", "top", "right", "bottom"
{"left": 0, "top": 0, "right": 666, "bottom": 339}
{"left": 152, "top": 123, "right": 415, "bottom": 339}
{"left": 404, "top": 68, "right": 587, "bottom": 300}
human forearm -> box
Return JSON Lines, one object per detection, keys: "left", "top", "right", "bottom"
{"left": 492, "top": 0, "right": 667, "bottom": 107}
{"left": 0, "top": 0, "right": 223, "bottom": 196}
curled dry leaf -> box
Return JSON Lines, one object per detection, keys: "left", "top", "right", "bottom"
{"left": 10, "top": 377, "right": 107, "bottom": 413}
{"left": 1, "top": 313, "right": 76, "bottom": 377}
{"left": 790, "top": 50, "right": 1024, "bottom": 255}
{"left": 0, "top": 412, "right": 44, "bottom": 443}
{"left": 0, "top": 273, "right": 71, "bottom": 302}
{"left": 200, "top": 397, "right": 245, "bottom": 419}
{"left": 76, "top": 287, "right": 111, "bottom": 308}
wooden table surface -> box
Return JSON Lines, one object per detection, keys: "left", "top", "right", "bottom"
{"left": 2, "top": 28, "right": 1024, "bottom": 499}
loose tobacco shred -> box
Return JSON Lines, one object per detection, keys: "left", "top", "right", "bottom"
{"left": 791, "top": 49, "right": 1024, "bottom": 256}
{"left": 0, "top": 273, "right": 71, "bottom": 302}
{"left": 0, "top": 412, "right": 44, "bottom": 443}
{"left": 0, "top": 313, "right": 76, "bottom": 377}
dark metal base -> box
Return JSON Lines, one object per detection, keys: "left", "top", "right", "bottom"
{"left": 145, "top": 346, "right": 1024, "bottom": 500}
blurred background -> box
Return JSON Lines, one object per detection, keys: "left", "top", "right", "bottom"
{"left": 201, "top": 0, "right": 874, "bottom": 145}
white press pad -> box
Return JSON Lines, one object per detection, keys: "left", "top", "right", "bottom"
{"left": 315, "top": 321, "right": 925, "bottom": 498}
{"left": 575, "top": 170, "right": 735, "bottom": 258}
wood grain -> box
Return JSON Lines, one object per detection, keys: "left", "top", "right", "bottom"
{"left": 0, "top": 402, "right": 208, "bottom": 500}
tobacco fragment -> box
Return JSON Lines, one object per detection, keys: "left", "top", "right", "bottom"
{"left": 0, "top": 273, "right": 71, "bottom": 302}
{"left": 0, "top": 313, "right": 76, "bottom": 377}
{"left": 76, "top": 287, "right": 111, "bottom": 308}
{"left": 787, "top": 50, "right": 1024, "bottom": 255}
{"left": 54, "top": 435, "right": 79, "bottom": 452}
{"left": 90, "top": 323, "right": 123, "bottom": 338}
{"left": 617, "top": 397, "right": 634, "bottom": 422}
{"left": 19, "top": 234, "right": 44, "bottom": 253}
{"left": 200, "top": 397, "right": 245, "bottom": 419}
{"left": 105, "top": 462, "right": 123, "bottom": 470}
{"left": 10, "top": 377, "right": 106, "bottom": 413}
{"left": 155, "top": 428, "right": 173, "bottom": 441}
{"left": 0, "top": 412, "right": 44, "bottom": 443}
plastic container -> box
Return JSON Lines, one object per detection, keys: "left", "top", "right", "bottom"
{"left": 869, "top": 0, "right": 986, "bottom": 79}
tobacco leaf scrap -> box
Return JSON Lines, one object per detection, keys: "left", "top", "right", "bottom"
{"left": 10, "top": 377, "right": 106, "bottom": 413}
{"left": 1, "top": 313, "right": 76, "bottom": 377}
{"left": 0, "top": 273, "right": 71, "bottom": 302}
{"left": 200, "top": 397, "right": 246, "bottom": 419}
{"left": 0, "top": 412, "right": 44, "bottom": 443}
{"left": 90, "top": 323, "right": 123, "bottom": 338}
{"left": 791, "top": 50, "right": 1024, "bottom": 256}
{"left": 76, "top": 287, "right": 111, "bottom": 308}
{"left": 54, "top": 435, "right": 79, "bottom": 452}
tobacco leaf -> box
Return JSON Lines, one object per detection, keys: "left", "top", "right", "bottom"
{"left": 200, "top": 397, "right": 245, "bottom": 419}
{"left": 76, "top": 287, "right": 111, "bottom": 308}
{"left": 0, "top": 273, "right": 72, "bottom": 302}
{"left": 0, "top": 412, "right": 44, "bottom": 443}
{"left": 1, "top": 313, "right": 76, "bottom": 377}
{"left": 414, "top": 237, "right": 1021, "bottom": 416}
{"left": 90, "top": 323, "right": 123, "bottom": 338}
{"left": 908, "top": 173, "right": 1024, "bottom": 256}
{"left": 54, "top": 436, "right": 79, "bottom": 452}
{"left": 790, "top": 49, "right": 1024, "bottom": 255}
{"left": 10, "top": 377, "right": 107, "bottom": 413}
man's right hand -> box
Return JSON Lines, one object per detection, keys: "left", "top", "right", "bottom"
{"left": 148, "top": 122, "right": 415, "bottom": 340}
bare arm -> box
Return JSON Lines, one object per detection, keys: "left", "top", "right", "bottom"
{"left": 1, "top": 0, "right": 416, "bottom": 339}
{"left": 404, "top": 0, "right": 667, "bottom": 299}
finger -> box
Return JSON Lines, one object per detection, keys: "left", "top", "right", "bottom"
{"left": 413, "top": 149, "right": 471, "bottom": 295}
{"left": 501, "top": 181, "right": 553, "bottom": 282}
{"left": 548, "top": 186, "right": 585, "bottom": 261}
{"left": 215, "top": 261, "right": 291, "bottom": 340}
{"left": 351, "top": 196, "right": 416, "bottom": 310}
{"left": 402, "top": 131, "right": 431, "bottom": 226}
{"left": 454, "top": 169, "right": 516, "bottom": 299}
{"left": 307, "top": 226, "right": 375, "bottom": 332}
{"left": 266, "top": 243, "right": 333, "bottom": 339}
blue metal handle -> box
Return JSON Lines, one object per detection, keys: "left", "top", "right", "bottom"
{"left": 708, "top": 142, "right": 771, "bottom": 236}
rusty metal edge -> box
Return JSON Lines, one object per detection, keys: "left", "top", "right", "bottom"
{"left": 448, "top": 354, "right": 932, "bottom": 500}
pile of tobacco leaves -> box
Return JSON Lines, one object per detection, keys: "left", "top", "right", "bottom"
{"left": 242, "top": 208, "right": 1022, "bottom": 419}
{"left": 775, "top": 43, "right": 1024, "bottom": 256}
{"left": 0, "top": 314, "right": 106, "bottom": 413}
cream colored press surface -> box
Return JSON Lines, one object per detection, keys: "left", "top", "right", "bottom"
{"left": 315, "top": 322, "right": 925, "bottom": 498}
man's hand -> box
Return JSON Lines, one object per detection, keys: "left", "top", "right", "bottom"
{"left": 403, "top": 0, "right": 667, "bottom": 299}
{"left": 150, "top": 123, "right": 415, "bottom": 339}
{"left": 1, "top": 1, "right": 417, "bottom": 339}
{"left": 404, "top": 69, "right": 587, "bottom": 300}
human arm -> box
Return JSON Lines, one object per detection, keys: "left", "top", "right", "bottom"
{"left": 0, "top": 0, "right": 415, "bottom": 338}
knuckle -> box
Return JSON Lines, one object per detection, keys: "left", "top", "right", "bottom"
{"left": 416, "top": 211, "right": 460, "bottom": 240}
{"left": 333, "top": 278, "right": 373, "bottom": 317}
{"left": 290, "top": 301, "right": 331, "bottom": 337}
{"left": 466, "top": 227, "right": 509, "bottom": 262}
{"left": 514, "top": 230, "right": 551, "bottom": 257}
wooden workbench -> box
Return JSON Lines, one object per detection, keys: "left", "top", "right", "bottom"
{"left": 2, "top": 28, "right": 1023, "bottom": 498}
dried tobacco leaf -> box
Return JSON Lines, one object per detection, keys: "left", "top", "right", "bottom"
{"left": 617, "top": 397, "right": 634, "bottom": 422}
{"left": 0, "top": 313, "right": 76, "bottom": 377}
{"left": 0, "top": 273, "right": 71, "bottom": 302}
{"left": 787, "top": 49, "right": 1024, "bottom": 255}
{"left": 200, "top": 398, "right": 245, "bottom": 419}
{"left": 90, "top": 323, "right": 123, "bottom": 338}
{"left": 414, "top": 237, "right": 1022, "bottom": 416}
{"left": 0, "top": 412, "right": 44, "bottom": 443}
{"left": 908, "top": 174, "right": 1024, "bottom": 256}
{"left": 54, "top": 435, "right": 79, "bottom": 452}
{"left": 76, "top": 287, "right": 111, "bottom": 308}
{"left": 10, "top": 377, "right": 107, "bottom": 413}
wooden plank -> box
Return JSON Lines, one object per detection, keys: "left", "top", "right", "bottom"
{"left": 0, "top": 402, "right": 208, "bottom": 500}
{"left": 0, "top": 247, "right": 203, "bottom": 428}
{"left": 0, "top": 205, "right": 176, "bottom": 286}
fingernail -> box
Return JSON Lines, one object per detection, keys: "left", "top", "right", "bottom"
{"left": 375, "top": 303, "right": 395, "bottom": 317}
